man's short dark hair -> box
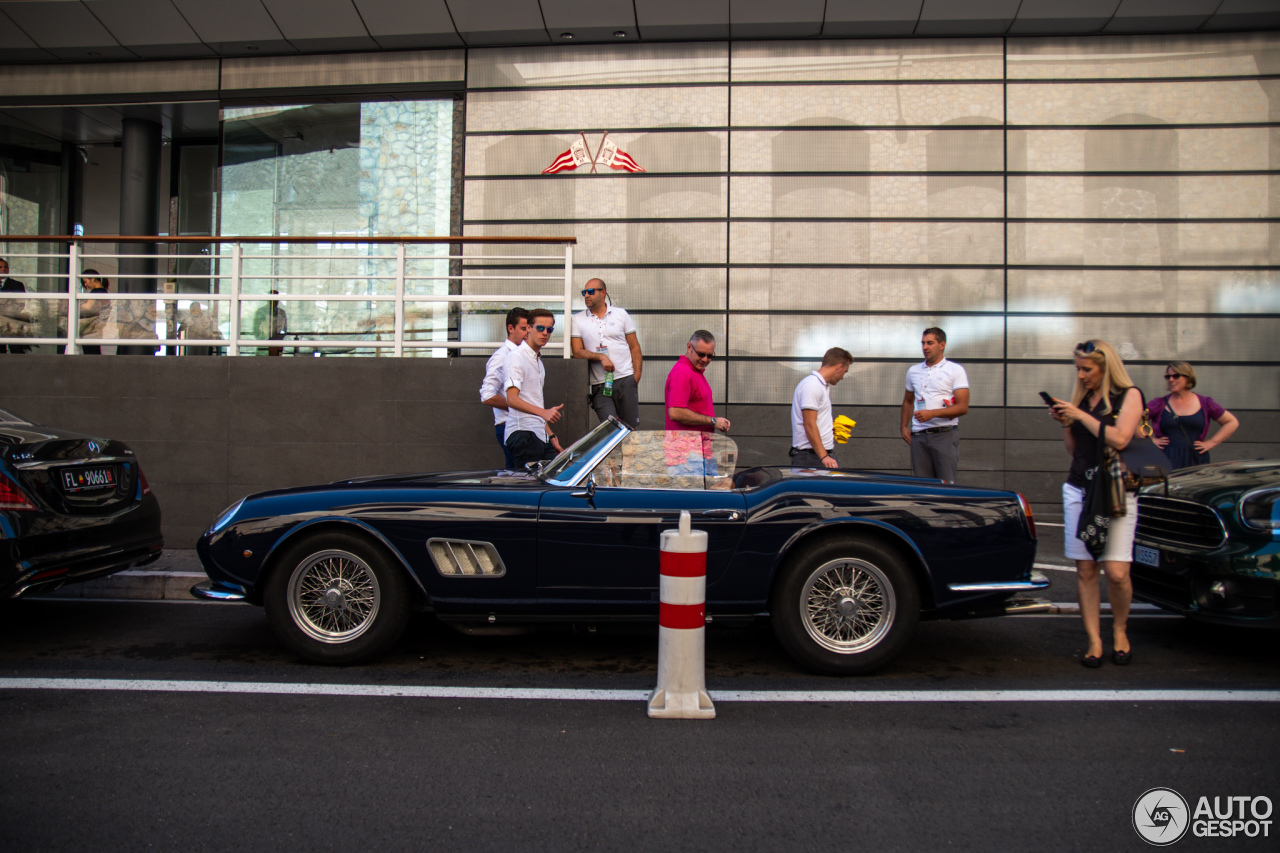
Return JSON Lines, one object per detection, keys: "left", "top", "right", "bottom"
{"left": 505, "top": 307, "right": 529, "bottom": 331}
{"left": 688, "top": 330, "right": 715, "bottom": 346}
{"left": 923, "top": 326, "right": 946, "bottom": 343}
{"left": 821, "top": 347, "right": 853, "bottom": 367}
{"left": 528, "top": 308, "right": 555, "bottom": 324}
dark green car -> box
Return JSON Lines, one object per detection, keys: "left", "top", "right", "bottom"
{"left": 1133, "top": 460, "right": 1280, "bottom": 627}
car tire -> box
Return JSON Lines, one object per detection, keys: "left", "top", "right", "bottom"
{"left": 264, "top": 531, "right": 411, "bottom": 665}
{"left": 770, "top": 536, "right": 920, "bottom": 675}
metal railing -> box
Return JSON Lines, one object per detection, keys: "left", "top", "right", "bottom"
{"left": 0, "top": 235, "right": 576, "bottom": 356}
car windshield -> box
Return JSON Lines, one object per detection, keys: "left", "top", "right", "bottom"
{"left": 591, "top": 430, "right": 739, "bottom": 491}
{"left": 539, "top": 417, "right": 631, "bottom": 485}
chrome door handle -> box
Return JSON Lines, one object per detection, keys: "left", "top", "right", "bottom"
{"left": 699, "top": 509, "right": 741, "bottom": 520}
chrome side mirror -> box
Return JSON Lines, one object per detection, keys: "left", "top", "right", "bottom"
{"left": 571, "top": 475, "right": 596, "bottom": 503}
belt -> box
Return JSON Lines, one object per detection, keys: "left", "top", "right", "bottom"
{"left": 789, "top": 446, "right": 832, "bottom": 456}
{"left": 916, "top": 425, "right": 956, "bottom": 434}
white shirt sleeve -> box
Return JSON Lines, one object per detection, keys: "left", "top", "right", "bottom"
{"left": 951, "top": 363, "right": 970, "bottom": 390}
{"left": 798, "top": 377, "right": 825, "bottom": 411}
{"left": 620, "top": 308, "right": 636, "bottom": 336}
{"left": 505, "top": 352, "right": 526, "bottom": 394}
{"left": 479, "top": 349, "right": 506, "bottom": 402}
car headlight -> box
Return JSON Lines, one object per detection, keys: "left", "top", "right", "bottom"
{"left": 207, "top": 497, "right": 245, "bottom": 535}
{"left": 1240, "top": 488, "right": 1280, "bottom": 532}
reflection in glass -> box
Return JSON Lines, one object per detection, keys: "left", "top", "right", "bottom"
{"left": 219, "top": 100, "right": 454, "bottom": 355}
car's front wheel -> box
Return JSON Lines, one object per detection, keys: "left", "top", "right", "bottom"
{"left": 264, "top": 531, "right": 411, "bottom": 665}
{"left": 771, "top": 536, "right": 920, "bottom": 675}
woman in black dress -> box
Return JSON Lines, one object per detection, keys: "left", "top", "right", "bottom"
{"left": 1147, "top": 362, "right": 1239, "bottom": 470}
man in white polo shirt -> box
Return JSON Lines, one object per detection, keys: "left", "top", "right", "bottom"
{"left": 479, "top": 306, "right": 529, "bottom": 469}
{"left": 505, "top": 308, "right": 565, "bottom": 468}
{"left": 570, "top": 278, "right": 643, "bottom": 428}
{"left": 900, "top": 326, "right": 970, "bottom": 483}
{"left": 789, "top": 347, "right": 853, "bottom": 468}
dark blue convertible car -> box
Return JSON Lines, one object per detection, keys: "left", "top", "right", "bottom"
{"left": 195, "top": 418, "right": 1048, "bottom": 674}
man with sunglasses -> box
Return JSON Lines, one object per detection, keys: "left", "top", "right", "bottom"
{"left": 900, "top": 326, "right": 969, "bottom": 483}
{"left": 570, "top": 278, "right": 643, "bottom": 429}
{"left": 504, "top": 308, "right": 565, "bottom": 468}
{"left": 664, "top": 330, "right": 730, "bottom": 434}
{"left": 479, "top": 306, "right": 530, "bottom": 469}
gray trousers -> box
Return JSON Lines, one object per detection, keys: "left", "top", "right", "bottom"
{"left": 910, "top": 427, "right": 960, "bottom": 483}
{"left": 789, "top": 447, "right": 838, "bottom": 468}
{"left": 589, "top": 373, "right": 640, "bottom": 429}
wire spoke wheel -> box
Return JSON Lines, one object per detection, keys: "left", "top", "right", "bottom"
{"left": 287, "top": 549, "right": 381, "bottom": 644}
{"left": 800, "top": 557, "right": 897, "bottom": 654}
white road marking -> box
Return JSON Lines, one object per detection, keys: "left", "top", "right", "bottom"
{"left": 1037, "top": 522, "right": 1064, "bottom": 528}
{"left": 0, "top": 678, "right": 1276, "bottom": 703}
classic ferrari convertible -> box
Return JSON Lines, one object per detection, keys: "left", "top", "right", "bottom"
{"left": 194, "top": 418, "right": 1049, "bottom": 674}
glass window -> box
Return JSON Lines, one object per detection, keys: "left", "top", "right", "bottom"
{"left": 466, "top": 176, "right": 726, "bottom": 221}
{"left": 1008, "top": 269, "right": 1280, "bottom": 316}
{"left": 1007, "top": 34, "right": 1280, "bottom": 80}
{"left": 732, "top": 84, "right": 1004, "bottom": 127}
{"left": 467, "top": 87, "right": 729, "bottom": 133}
{"left": 468, "top": 43, "right": 728, "bottom": 89}
{"left": 1012, "top": 127, "right": 1275, "bottom": 172}
{"left": 467, "top": 131, "right": 728, "bottom": 176}
{"left": 730, "top": 268, "right": 1005, "bottom": 313}
{"left": 1007, "top": 80, "right": 1277, "bottom": 126}
{"left": 733, "top": 39, "right": 1003, "bottom": 82}
{"left": 1011, "top": 175, "right": 1278, "bottom": 220}
{"left": 219, "top": 99, "right": 454, "bottom": 354}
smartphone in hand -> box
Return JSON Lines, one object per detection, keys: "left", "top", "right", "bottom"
{"left": 1039, "top": 391, "right": 1056, "bottom": 406}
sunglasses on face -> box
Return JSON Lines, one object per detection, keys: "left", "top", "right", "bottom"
{"left": 691, "top": 348, "right": 714, "bottom": 360}
{"left": 534, "top": 324, "right": 555, "bottom": 333}
{"left": 580, "top": 288, "right": 602, "bottom": 296}
{"left": 1164, "top": 373, "right": 1184, "bottom": 380}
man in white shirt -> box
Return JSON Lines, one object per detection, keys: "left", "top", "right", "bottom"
{"left": 570, "top": 278, "right": 643, "bottom": 428}
{"left": 900, "top": 327, "right": 970, "bottom": 483}
{"left": 790, "top": 347, "right": 853, "bottom": 468}
{"left": 505, "top": 308, "right": 565, "bottom": 468}
{"left": 479, "top": 307, "right": 529, "bottom": 469}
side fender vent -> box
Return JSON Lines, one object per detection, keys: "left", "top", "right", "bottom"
{"left": 427, "top": 539, "right": 506, "bottom": 578}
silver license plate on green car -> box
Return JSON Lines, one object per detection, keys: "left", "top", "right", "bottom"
{"left": 1134, "top": 545, "right": 1160, "bottom": 568}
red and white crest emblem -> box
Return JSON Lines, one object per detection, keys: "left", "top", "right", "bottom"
{"left": 543, "top": 132, "right": 645, "bottom": 174}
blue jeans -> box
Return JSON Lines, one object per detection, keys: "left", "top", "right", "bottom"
{"left": 496, "top": 423, "right": 515, "bottom": 469}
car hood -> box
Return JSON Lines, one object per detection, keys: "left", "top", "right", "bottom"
{"left": 1144, "top": 460, "right": 1280, "bottom": 506}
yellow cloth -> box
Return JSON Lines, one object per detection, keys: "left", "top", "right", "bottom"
{"left": 833, "top": 415, "right": 856, "bottom": 444}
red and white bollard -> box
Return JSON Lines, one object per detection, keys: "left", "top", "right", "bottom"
{"left": 648, "top": 510, "right": 716, "bottom": 719}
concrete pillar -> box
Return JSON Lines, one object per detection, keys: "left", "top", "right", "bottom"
{"left": 118, "top": 118, "right": 161, "bottom": 354}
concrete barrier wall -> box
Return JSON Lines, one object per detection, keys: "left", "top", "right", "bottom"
{"left": 3, "top": 356, "right": 1276, "bottom": 547}
{"left": 1, "top": 355, "right": 591, "bottom": 547}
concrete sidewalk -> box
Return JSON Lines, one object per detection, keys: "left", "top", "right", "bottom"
{"left": 49, "top": 550, "right": 209, "bottom": 601}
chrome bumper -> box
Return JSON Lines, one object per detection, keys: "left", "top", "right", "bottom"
{"left": 190, "top": 580, "right": 247, "bottom": 602}
{"left": 948, "top": 570, "right": 1051, "bottom": 593}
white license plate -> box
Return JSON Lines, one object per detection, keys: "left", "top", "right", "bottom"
{"left": 1134, "top": 545, "right": 1160, "bottom": 568}
{"left": 61, "top": 466, "right": 116, "bottom": 492}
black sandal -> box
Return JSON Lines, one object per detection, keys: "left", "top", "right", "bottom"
{"left": 1081, "top": 653, "right": 1103, "bottom": 669}
{"left": 1112, "top": 649, "right": 1132, "bottom": 666}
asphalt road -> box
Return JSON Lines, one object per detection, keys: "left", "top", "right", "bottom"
{"left": 1, "top": 595, "right": 1278, "bottom": 852}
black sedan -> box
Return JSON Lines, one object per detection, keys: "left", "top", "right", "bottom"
{"left": 194, "top": 418, "right": 1049, "bottom": 674}
{"left": 1, "top": 406, "right": 163, "bottom": 598}
{"left": 1133, "top": 460, "right": 1280, "bottom": 627}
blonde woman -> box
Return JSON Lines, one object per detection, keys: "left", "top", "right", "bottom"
{"left": 1046, "top": 340, "right": 1144, "bottom": 668}
{"left": 1147, "top": 362, "right": 1239, "bottom": 470}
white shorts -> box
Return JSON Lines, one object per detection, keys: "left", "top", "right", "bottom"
{"left": 1063, "top": 482, "right": 1138, "bottom": 564}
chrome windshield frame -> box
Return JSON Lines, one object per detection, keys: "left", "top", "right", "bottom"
{"left": 541, "top": 416, "right": 633, "bottom": 488}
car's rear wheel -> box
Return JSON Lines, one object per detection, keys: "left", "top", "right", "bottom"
{"left": 264, "top": 531, "right": 410, "bottom": 665}
{"left": 771, "top": 536, "right": 919, "bottom": 675}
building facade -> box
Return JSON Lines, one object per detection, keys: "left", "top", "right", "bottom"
{"left": 1, "top": 6, "right": 1278, "bottom": 530}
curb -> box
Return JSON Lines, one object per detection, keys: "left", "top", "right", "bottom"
{"left": 47, "top": 570, "right": 208, "bottom": 601}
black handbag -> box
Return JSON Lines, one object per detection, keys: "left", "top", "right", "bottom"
{"left": 1119, "top": 390, "right": 1172, "bottom": 490}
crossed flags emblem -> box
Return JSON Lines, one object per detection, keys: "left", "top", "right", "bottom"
{"left": 543, "top": 132, "right": 645, "bottom": 174}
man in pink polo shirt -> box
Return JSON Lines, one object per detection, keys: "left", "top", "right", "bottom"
{"left": 664, "top": 330, "right": 730, "bottom": 434}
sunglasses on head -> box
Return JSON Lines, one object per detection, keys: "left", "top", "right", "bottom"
{"left": 534, "top": 324, "right": 555, "bottom": 333}
{"left": 1075, "top": 341, "right": 1098, "bottom": 354}
{"left": 581, "top": 288, "right": 602, "bottom": 296}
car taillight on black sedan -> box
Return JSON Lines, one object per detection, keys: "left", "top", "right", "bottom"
{"left": 1017, "top": 493, "right": 1036, "bottom": 539}
{"left": 0, "top": 472, "right": 37, "bottom": 511}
